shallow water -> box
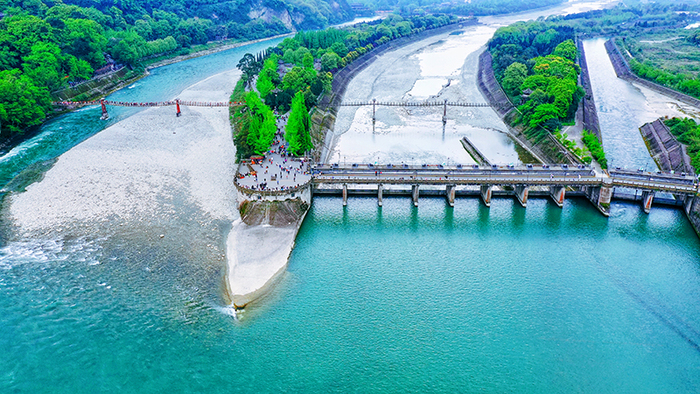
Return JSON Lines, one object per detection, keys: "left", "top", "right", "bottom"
{"left": 330, "top": 23, "right": 519, "bottom": 166}
{"left": 2, "top": 197, "right": 699, "bottom": 393}
{"left": 0, "top": 37, "right": 284, "bottom": 189}
{"left": 329, "top": 0, "right": 621, "bottom": 167}
{"left": 2, "top": 2, "right": 700, "bottom": 392}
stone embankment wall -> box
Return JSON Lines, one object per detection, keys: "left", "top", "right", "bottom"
{"left": 605, "top": 39, "right": 700, "bottom": 109}
{"left": 460, "top": 137, "right": 492, "bottom": 166}
{"left": 239, "top": 198, "right": 309, "bottom": 226}
{"left": 476, "top": 50, "right": 579, "bottom": 165}
{"left": 639, "top": 119, "right": 694, "bottom": 175}
{"left": 684, "top": 196, "right": 700, "bottom": 238}
{"left": 52, "top": 68, "right": 144, "bottom": 102}
{"left": 476, "top": 51, "right": 515, "bottom": 117}
{"left": 576, "top": 39, "right": 602, "bottom": 141}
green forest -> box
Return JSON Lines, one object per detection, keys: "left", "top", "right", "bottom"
{"left": 352, "top": 0, "right": 565, "bottom": 16}
{"left": 232, "top": 13, "right": 457, "bottom": 160}
{"left": 665, "top": 117, "right": 700, "bottom": 172}
{"left": 488, "top": 22, "right": 582, "bottom": 140}
{"left": 0, "top": 0, "right": 355, "bottom": 140}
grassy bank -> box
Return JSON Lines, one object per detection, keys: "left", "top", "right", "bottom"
{"left": 665, "top": 117, "right": 700, "bottom": 171}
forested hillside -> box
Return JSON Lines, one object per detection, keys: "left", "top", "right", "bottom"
{"left": 352, "top": 0, "right": 565, "bottom": 16}
{"left": 0, "top": 0, "right": 354, "bottom": 140}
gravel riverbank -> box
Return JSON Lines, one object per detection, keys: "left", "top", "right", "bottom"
{"left": 4, "top": 70, "right": 263, "bottom": 307}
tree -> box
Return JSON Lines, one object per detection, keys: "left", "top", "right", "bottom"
{"left": 0, "top": 69, "right": 51, "bottom": 136}
{"left": 293, "top": 47, "right": 310, "bottom": 66}
{"left": 257, "top": 72, "right": 275, "bottom": 99}
{"left": 62, "top": 54, "right": 93, "bottom": 82}
{"left": 109, "top": 30, "right": 146, "bottom": 65}
{"left": 21, "top": 42, "right": 62, "bottom": 92}
{"left": 302, "top": 52, "right": 314, "bottom": 69}
{"left": 5, "top": 15, "right": 54, "bottom": 58}
{"left": 533, "top": 55, "right": 577, "bottom": 80}
{"left": 245, "top": 91, "right": 276, "bottom": 155}
{"left": 320, "top": 52, "right": 340, "bottom": 71}
{"left": 256, "top": 56, "right": 279, "bottom": 99}
{"left": 282, "top": 48, "right": 295, "bottom": 64}
{"left": 528, "top": 103, "right": 560, "bottom": 129}
{"left": 282, "top": 66, "right": 316, "bottom": 93}
{"left": 237, "top": 53, "right": 263, "bottom": 86}
{"left": 285, "top": 91, "right": 313, "bottom": 156}
{"left": 521, "top": 74, "right": 549, "bottom": 92}
{"left": 395, "top": 21, "right": 413, "bottom": 36}
{"left": 502, "top": 62, "right": 527, "bottom": 97}
{"left": 330, "top": 41, "right": 348, "bottom": 57}
{"left": 61, "top": 18, "right": 107, "bottom": 68}
{"left": 552, "top": 39, "right": 577, "bottom": 61}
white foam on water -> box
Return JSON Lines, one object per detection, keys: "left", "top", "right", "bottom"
{"left": 0, "top": 235, "right": 103, "bottom": 269}
{"left": 215, "top": 305, "right": 238, "bottom": 319}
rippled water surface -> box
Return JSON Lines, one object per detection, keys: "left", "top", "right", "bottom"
{"left": 2, "top": 2, "right": 700, "bottom": 392}
{"left": 2, "top": 197, "right": 700, "bottom": 392}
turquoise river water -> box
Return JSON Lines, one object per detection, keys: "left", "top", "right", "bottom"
{"left": 2, "top": 6, "right": 700, "bottom": 393}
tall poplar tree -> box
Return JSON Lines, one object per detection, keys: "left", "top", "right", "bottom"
{"left": 285, "top": 91, "right": 313, "bottom": 156}
{"left": 245, "top": 91, "right": 276, "bottom": 155}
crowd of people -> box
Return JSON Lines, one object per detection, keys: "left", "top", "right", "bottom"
{"left": 236, "top": 113, "right": 312, "bottom": 193}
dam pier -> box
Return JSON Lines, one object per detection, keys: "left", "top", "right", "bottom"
{"left": 236, "top": 162, "right": 698, "bottom": 219}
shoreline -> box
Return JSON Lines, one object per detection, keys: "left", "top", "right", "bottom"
{"left": 604, "top": 39, "right": 700, "bottom": 111}
{"left": 225, "top": 206, "right": 311, "bottom": 309}
{"left": 4, "top": 33, "right": 294, "bottom": 158}
{"left": 224, "top": 21, "right": 478, "bottom": 312}
{"left": 6, "top": 68, "right": 242, "bottom": 302}
{"left": 145, "top": 33, "right": 294, "bottom": 71}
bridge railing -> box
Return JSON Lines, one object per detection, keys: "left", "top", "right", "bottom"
{"left": 311, "top": 176, "right": 697, "bottom": 193}
{"left": 309, "top": 165, "right": 699, "bottom": 194}
{"left": 234, "top": 158, "right": 313, "bottom": 197}
{"left": 234, "top": 180, "right": 312, "bottom": 197}
{"left": 52, "top": 100, "right": 247, "bottom": 108}
{"left": 338, "top": 100, "right": 506, "bottom": 108}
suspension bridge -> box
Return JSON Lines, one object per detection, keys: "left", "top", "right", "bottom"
{"left": 53, "top": 98, "right": 503, "bottom": 122}
{"left": 337, "top": 98, "right": 505, "bottom": 124}
{"left": 53, "top": 99, "right": 246, "bottom": 120}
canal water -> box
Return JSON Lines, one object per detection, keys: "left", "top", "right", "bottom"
{"left": 2, "top": 2, "right": 700, "bottom": 392}
{"left": 583, "top": 37, "right": 700, "bottom": 170}
{"left": 328, "top": 0, "right": 621, "bottom": 166}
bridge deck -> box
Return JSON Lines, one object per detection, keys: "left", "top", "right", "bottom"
{"left": 311, "top": 166, "right": 698, "bottom": 194}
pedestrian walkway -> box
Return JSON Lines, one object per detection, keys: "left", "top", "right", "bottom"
{"left": 236, "top": 112, "right": 312, "bottom": 192}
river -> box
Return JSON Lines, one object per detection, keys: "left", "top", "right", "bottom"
{"left": 327, "top": 0, "right": 621, "bottom": 166}
{"left": 2, "top": 1, "right": 700, "bottom": 392}
{"left": 0, "top": 38, "right": 284, "bottom": 188}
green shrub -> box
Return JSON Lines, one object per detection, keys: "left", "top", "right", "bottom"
{"left": 582, "top": 130, "right": 607, "bottom": 169}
